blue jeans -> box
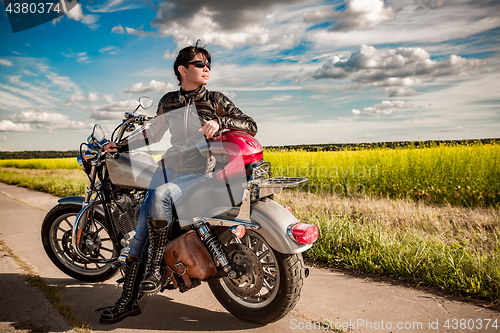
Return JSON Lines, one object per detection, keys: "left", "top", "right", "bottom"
{"left": 129, "top": 165, "right": 207, "bottom": 259}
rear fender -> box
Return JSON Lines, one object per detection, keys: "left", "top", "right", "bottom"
{"left": 221, "top": 199, "right": 312, "bottom": 254}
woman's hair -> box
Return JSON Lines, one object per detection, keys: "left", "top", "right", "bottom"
{"left": 174, "top": 39, "right": 211, "bottom": 86}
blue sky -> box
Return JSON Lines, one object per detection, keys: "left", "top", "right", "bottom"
{"left": 0, "top": 0, "right": 499, "bottom": 151}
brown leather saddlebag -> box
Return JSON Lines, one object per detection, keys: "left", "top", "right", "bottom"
{"left": 164, "top": 230, "right": 217, "bottom": 289}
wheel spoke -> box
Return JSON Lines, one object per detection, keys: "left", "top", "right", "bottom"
{"left": 263, "top": 279, "right": 273, "bottom": 291}
{"left": 258, "top": 248, "right": 270, "bottom": 260}
{"left": 264, "top": 271, "right": 276, "bottom": 281}
{"left": 56, "top": 226, "right": 67, "bottom": 233}
{"left": 253, "top": 239, "right": 263, "bottom": 254}
{"left": 100, "top": 246, "right": 113, "bottom": 253}
{"left": 63, "top": 218, "right": 73, "bottom": 229}
{"left": 261, "top": 262, "right": 275, "bottom": 267}
{"left": 100, "top": 238, "right": 111, "bottom": 242}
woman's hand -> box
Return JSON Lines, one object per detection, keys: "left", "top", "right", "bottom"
{"left": 200, "top": 119, "right": 220, "bottom": 139}
{"left": 104, "top": 142, "right": 118, "bottom": 153}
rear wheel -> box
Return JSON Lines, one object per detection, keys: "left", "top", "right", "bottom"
{"left": 208, "top": 230, "right": 305, "bottom": 324}
{"left": 41, "top": 204, "right": 118, "bottom": 282}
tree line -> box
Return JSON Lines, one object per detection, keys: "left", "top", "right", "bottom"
{"left": 0, "top": 150, "right": 80, "bottom": 159}
{"left": 1, "top": 138, "right": 498, "bottom": 159}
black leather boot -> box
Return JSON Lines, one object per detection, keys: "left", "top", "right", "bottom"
{"left": 139, "top": 216, "right": 169, "bottom": 295}
{"left": 100, "top": 255, "right": 144, "bottom": 324}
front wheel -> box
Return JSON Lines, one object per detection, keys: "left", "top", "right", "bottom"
{"left": 208, "top": 230, "right": 305, "bottom": 324}
{"left": 41, "top": 204, "right": 119, "bottom": 282}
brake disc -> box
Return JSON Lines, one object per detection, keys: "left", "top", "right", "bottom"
{"left": 62, "top": 230, "right": 101, "bottom": 263}
{"left": 62, "top": 230, "right": 88, "bottom": 263}
{"left": 223, "top": 243, "right": 264, "bottom": 298}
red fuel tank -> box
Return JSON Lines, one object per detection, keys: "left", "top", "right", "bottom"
{"left": 208, "top": 130, "right": 263, "bottom": 181}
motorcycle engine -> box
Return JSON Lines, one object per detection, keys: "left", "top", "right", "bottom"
{"left": 111, "top": 192, "right": 143, "bottom": 237}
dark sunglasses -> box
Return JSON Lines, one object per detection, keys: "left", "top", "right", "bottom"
{"left": 184, "top": 60, "right": 211, "bottom": 70}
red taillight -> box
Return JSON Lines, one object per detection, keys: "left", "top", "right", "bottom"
{"left": 289, "top": 223, "right": 319, "bottom": 245}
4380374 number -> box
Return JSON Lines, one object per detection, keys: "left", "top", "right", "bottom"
{"left": 5, "top": 2, "right": 63, "bottom": 14}
{"left": 444, "top": 318, "right": 498, "bottom": 330}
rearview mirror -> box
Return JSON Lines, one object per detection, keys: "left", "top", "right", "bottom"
{"left": 139, "top": 96, "right": 153, "bottom": 109}
{"left": 92, "top": 124, "right": 105, "bottom": 142}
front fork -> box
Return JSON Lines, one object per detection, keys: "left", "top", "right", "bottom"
{"left": 71, "top": 164, "right": 119, "bottom": 264}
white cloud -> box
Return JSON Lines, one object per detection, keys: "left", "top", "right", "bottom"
{"left": 0, "top": 82, "right": 57, "bottom": 106}
{"left": 45, "top": 72, "right": 79, "bottom": 92}
{"left": 99, "top": 46, "right": 119, "bottom": 55}
{"left": 150, "top": 0, "right": 306, "bottom": 48}
{"left": 351, "top": 100, "right": 405, "bottom": 116}
{"left": 7, "top": 75, "right": 31, "bottom": 88}
{"left": 90, "top": 111, "right": 127, "bottom": 120}
{"left": 125, "top": 26, "right": 155, "bottom": 36}
{"left": 64, "top": 92, "right": 101, "bottom": 106}
{"left": 312, "top": 45, "right": 487, "bottom": 96}
{"left": 111, "top": 24, "right": 125, "bottom": 33}
{"left": 164, "top": 50, "right": 177, "bottom": 60}
{"left": 440, "top": 126, "right": 468, "bottom": 132}
{"left": 384, "top": 86, "right": 420, "bottom": 97}
{"left": 66, "top": 3, "right": 100, "bottom": 29}
{"left": 85, "top": 100, "right": 140, "bottom": 120}
{"left": 87, "top": 0, "right": 145, "bottom": 13}
{"left": 271, "top": 94, "right": 294, "bottom": 102}
{"left": 414, "top": 0, "right": 450, "bottom": 9}
{"left": 62, "top": 51, "right": 89, "bottom": 63}
{"left": 0, "top": 59, "right": 13, "bottom": 66}
{"left": 0, "top": 120, "right": 31, "bottom": 132}
{"left": 123, "top": 80, "right": 175, "bottom": 94}
{"left": 4, "top": 108, "right": 89, "bottom": 131}
{"left": 0, "top": 135, "right": 7, "bottom": 142}
{"left": 221, "top": 91, "right": 237, "bottom": 99}
{"left": 35, "top": 120, "right": 88, "bottom": 131}
{"left": 304, "top": 0, "right": 397, "bottom": 30}
{"left": 22, "top": 70, "right": 36, "bottom": 76}
{"left": 306, "top": 1, "right": 500, "bottom": 48}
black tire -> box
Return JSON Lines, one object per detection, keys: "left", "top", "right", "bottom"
{"left": 208, "top": 230, "right": 305, "bottom": 324}
{"left": 41, "top": 204, "right": 119, "bottom": 282}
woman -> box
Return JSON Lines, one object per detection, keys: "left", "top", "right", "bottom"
{"left": 100, "top": 41, "right": 257, "bottom": 324}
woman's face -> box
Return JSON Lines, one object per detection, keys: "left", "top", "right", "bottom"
{"left": 179, "top": 53, "right": 210, "bottom": 90}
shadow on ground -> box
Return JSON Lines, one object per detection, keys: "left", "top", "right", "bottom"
{"left": 42, "top": 276, "right": 263, "bottom": 331}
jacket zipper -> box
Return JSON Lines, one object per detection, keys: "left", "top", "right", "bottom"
{"left": 176, "top": 99, "right": 191, "bottom": 171}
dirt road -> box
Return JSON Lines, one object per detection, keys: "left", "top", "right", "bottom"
{"left": 0, "top": 182, "right": 498, "bottom": 333}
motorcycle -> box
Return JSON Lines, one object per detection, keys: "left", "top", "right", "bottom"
{"left": 41, "top": 96, "right": 319, "bottom": 324}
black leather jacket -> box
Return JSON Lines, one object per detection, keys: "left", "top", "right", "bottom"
{"left": 118, "top": 86, "right": 258, "bottom": 172}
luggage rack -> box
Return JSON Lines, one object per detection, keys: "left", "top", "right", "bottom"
{"left": 255, "top": 177, "right": 308, "bottom": 197}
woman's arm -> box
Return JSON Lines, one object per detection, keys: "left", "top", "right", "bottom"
{"left": 116, "top": 97, "right": 171, "bottom": 152}
{"left": 212, "top": 92, "right": 258, "bottom": 136}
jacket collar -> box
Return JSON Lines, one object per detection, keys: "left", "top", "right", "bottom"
{"left": 177, "top": 85, "right": 207, "bottom": 104}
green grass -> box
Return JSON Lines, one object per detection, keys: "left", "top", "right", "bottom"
{"left": 266, "top": 141, "right": 500, "bottom": 208}
{"left": 311, "top": 217, "right": 500, "bottom": 300}
{"left": 0, "top": 158, "right": 80, "bottom": 170}
{"left": 0, "top": 168, "right": 86, "bottom": 197}
{"left": 277, "top": 191, "right": 500, "bottom": 303}
{"left": 2, "top": 145, "right": 500, "bottom": 303}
